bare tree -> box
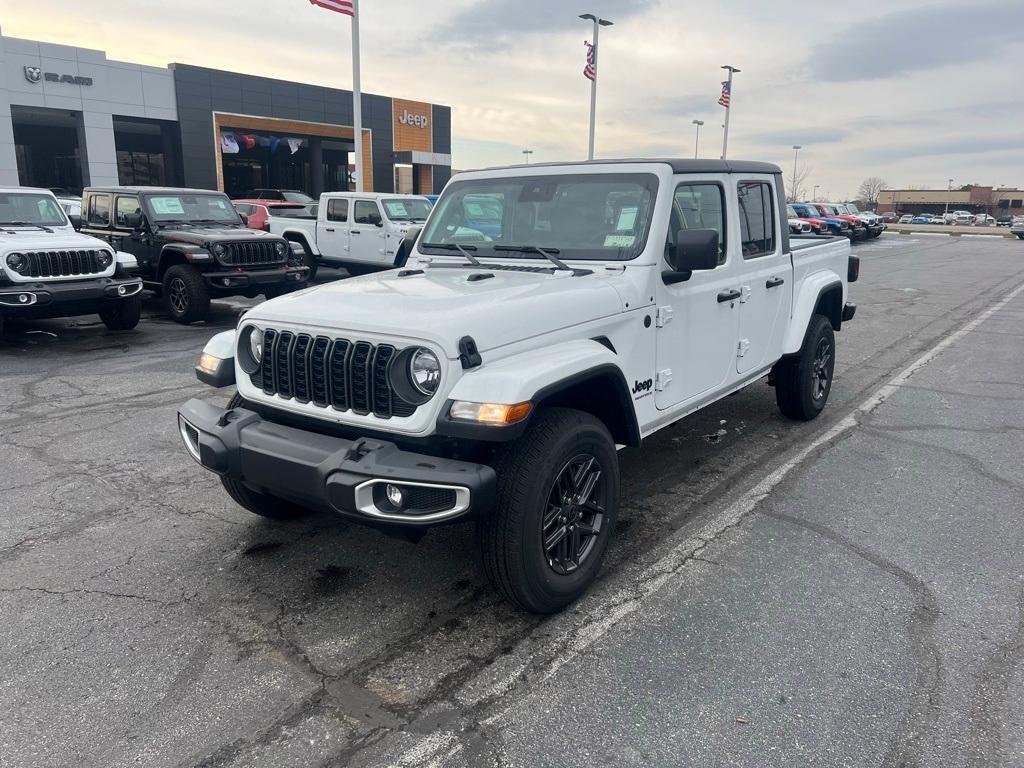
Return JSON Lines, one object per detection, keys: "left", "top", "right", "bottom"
{"left": 787, "top": 164, "right": 813, "bottom": 202}
{"left": 857, "top": 176, "right": 887, "bottom": 207}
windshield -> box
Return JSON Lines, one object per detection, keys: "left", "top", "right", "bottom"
{"left": 0, "top": 192, "right": 68, "bottom": 226}
{"left": 791, "top": 204, "right": 819, "bottom": 218}
{"left": 845, "top": 203, "right": 860, "bottom": 214}
{"left": 282, "top": 191, "right": 314, "bottom": 204}
{"left": 787, "top": 205, "right": 798, "bottom": 217}
{"left": 420, "top": 173, "right": 658, "bottom": 261}
{"left": 144, "top": 193, "right": 241, "bottom": 224}
{"left": 382, "top": 198, "right": 433, "bottom": 222}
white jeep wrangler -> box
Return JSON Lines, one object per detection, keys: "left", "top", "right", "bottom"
{"left": 0, "top": 187, "right": 142, "bottom": 333}
{"left": 178, "top": 159, "right": 858, "bottom": 613}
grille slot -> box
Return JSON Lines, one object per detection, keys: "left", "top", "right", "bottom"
{"left": 219, "top": 241, "right": 286, "bottom": 267}
{"left": 250, "top": 329, "right": 423, "bottom": 420}
{"left": 20, "top": 249, "right": 106, "bottom": 278}
{"left": 404, "top": 486, "right": 458, "bottom": 514}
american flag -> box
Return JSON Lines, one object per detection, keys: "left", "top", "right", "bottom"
{"left": 718, "top": 80, "right": 731, "bottom": 108}
{"left": 309, "top": 0, "right": 353, "bottom": 16}
{"left": 583, "top": 41, "right": 596, "bottom": 81}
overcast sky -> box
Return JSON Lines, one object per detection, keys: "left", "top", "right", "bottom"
{"left": 5, "top": 0, "right": 1023, "bottom": 198}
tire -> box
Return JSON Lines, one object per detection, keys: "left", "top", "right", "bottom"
{"left": 295, "top": 241, "right": 318, "bottom": 281}
{"left": 478, "top": 408, "right": 620, "bottom": 614}
{"left": 98, "top": 294, "right": 141, "bottom": 330}
{"left": 219, "top": 393, "right": 309, "bottom": 521}
{"left": 774, "top": 314, "right": 835, "bottom": 421}
{"left": 162, "top": 264, "right": 210, "bottom": 324}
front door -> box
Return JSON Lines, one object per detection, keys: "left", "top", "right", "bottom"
{"left": 655, "top": 178, "right": 741, "bottom": 411}
{"left": 348, "top": 200, "right": 387, "bottom": 265}
{"left": 735, "top": 179, "right": 791, "bottom": 374}
{"left": 317, "top": 197, "right": 350, "bottom": 261}
{"left": 112, "top": 194, "right": 158, "bottom": 270}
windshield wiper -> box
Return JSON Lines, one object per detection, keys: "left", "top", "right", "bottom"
{"left": 493, "top": 245, "right": 572, "bottom": 272}
{"left": 0, "top": 221, "right": 53, "bottom": 232}
{"left": 420, "top": 242, "right": 481, "bottom": 266}
{"left": 156, "top": 219, "right": 193, "bottom": 227}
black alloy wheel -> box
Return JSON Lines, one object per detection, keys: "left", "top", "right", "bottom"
{"left": 811, "top": 335, "right": 833, "bottom": 403}
{"left": 543, "top": 454, "right": 607, "bottom": 575}
{"left": 168, "top": 277, "right": 188, "bottom": 313}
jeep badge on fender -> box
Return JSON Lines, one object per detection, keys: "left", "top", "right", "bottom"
{"left": 178, "top": 158, "right": 858, "bottom": 614}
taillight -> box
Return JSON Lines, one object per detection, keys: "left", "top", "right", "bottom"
{"left": 848, "top": 255, "right": 860, "bottom": 283}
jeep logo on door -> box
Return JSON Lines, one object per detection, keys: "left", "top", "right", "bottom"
{"left": 398, "top": 109, "right": 428, "bottom": 129}
{"left": 632, "top": 378, "right": 653, "bottom": 396}
{"left": 23, "top": 66, "right": 92, "bottom": 86}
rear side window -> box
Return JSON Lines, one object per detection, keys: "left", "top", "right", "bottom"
{"left": 672, "top": 183, "right": 727, "bottom": 265}
{"left": 114, "top": 196, "right": 140, "bottom": 227}
{"left": 737, "top": 181, "right": 776, "bottom": 258}
{"left": 88, "top": 194, "right": 111, "bottom": 226}
{"left": 327, "top": 198, "right": 348, "bottom": 222}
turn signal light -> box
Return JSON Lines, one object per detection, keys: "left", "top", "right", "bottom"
{"left": 197, "top": 352, "right": 222, "bottom": 375}
{"left": 449, "top": 400, "right": 532, "bottom": 425}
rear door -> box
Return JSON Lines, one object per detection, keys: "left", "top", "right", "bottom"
{"left": 655, "top": 177, "right": 741, "bottom": 410}
{"left": 349, "top": 199, "right": 388, "bottom": 265}
{"left": 317, "top": 198, "right": 350, "bottom": 259}
{"left": 735, "top": 179, "right": 791, "bottom": 374}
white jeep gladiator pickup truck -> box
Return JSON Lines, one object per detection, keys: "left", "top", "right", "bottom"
{"left": 0, "top": 187, "right": 142, "bottom": 334}
{"left": 178, "top": 159, "right": 858, "bottom": 613}
{"left": 269, "top": 192, "right": 432, "bottom": 279}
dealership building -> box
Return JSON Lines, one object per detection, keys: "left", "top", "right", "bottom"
{"left": 0, "top": 33, "right": 452, "bottom": 197}
{"left": 878, "top": 187, "right": 1024, "bottom": 217}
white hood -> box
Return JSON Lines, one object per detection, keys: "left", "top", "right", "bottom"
{"left": 0, "top": 226, "right": 111, "bottom": 254}
{"left": 247, "top": 265, "right": 626, "bottom": 358}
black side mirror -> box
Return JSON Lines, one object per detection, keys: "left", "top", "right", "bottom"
{"left": 394, "top": 227, "right": 422, "bottom": 268}
{"left": 664, "top": 229, "right": 719, "bottom": 284}
{"left": 372, "top": 216, "right": 383, "bottom": 228}
{"left": 238, "top": 213, "right": 249, "bottom": 226}
{"left": 68, "top": 214, "right": 82, "bottom": 230}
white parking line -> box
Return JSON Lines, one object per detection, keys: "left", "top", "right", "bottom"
{"left": 393, "top": 277, "right": 1024, "bottom": 766}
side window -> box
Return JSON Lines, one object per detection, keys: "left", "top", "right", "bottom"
{"left": 327, "top": 198, "right": 349, "bottom": 222}
{"left": 354, "top": 200, "right": 381, "bottom": 225}
{"left": 737, "top": 181, "right": 776, "bottom": 258}
{"left": 88, "top": 194, "right": 111, "bottom": 227}
{"left": 114, "top": 196, "right": 141, "bottom": 227}
{"left": 671, "top": 183, "right": 727, "bottom": 265}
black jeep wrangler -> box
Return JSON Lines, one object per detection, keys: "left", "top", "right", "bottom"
{"left": 81, "top": 187, "right": 308, "bottom": 324}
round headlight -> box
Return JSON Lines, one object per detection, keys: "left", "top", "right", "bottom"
{"left": 212, "top": 243, "right": 228, "bottom": 258}
{"left": 97, "top": 250, "right": 113, "bottom": 268}
{"left": 249, "top": 327, "right": 264, "bottom": 364}
{"left": 5, "top": 252, "right": 27, "bottom": 273}
{"left": 409, "top": 348, "right": 441, "bottom": 396}
{"left": 274, "top": 241, "right": 287, "bottom": 257}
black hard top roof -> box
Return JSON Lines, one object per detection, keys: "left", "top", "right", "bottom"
{"left": 84, "top": 186, "right": 226, "bottom": 195}
{"left": 471, "top": 158, "right": 783, "bottom": 175}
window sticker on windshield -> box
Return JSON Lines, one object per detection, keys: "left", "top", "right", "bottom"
{"left": 385, "top": 201, "right": 409, "bottom": 218}
{"left": 603, "top": 234, "right": 635, "bottom": 248}
{"left": 211, "top": 198, "right": 229, "bottom": 210}
{"left": 464, "top": 202, "right": 484, "bottom": 216}
{"left": 151, "top": 197, "right": 185, "bottom": 215}
{"left": 616, "top": 206, "right": 638, "bottom": 231}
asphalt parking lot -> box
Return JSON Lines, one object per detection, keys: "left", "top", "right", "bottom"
{"left": 2, "top": 235, "right": 1023, "bottom": 767}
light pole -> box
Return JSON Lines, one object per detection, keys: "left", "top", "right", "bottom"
{"left": 944, "top": 178, "right": 953, "bottom": 218}
{"left": 791, "top": 145, "right": 802, "bottom": 200}
{"left": 813, "top": 184, "right": 820, "bottom": 201}
{"left": 720, "top": 65, "right": 740, "bottom": 159}
{"left": 692, "top": 120, "right": 704, "bottom": 159}
{"left": 522, "top": 149, "right": 533, "bottom": 164}
{"left": 580, "top": 13, "right": 613, "bottom": 160}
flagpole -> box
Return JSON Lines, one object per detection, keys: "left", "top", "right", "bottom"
{"left": 351, "top": 0, "right": 363, "bottom": 191}
{"left": 580, "top": 13, "right": 612, "bottom": 161}
{"left": 720, "top": 65, "right": 739, "bottom": 160}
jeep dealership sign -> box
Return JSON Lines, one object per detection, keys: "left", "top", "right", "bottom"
{"left": 24, "top": 66, "right": 92, "bottom": 86}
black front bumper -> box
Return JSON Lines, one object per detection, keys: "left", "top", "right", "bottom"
{"left": 0, "top": 276, "right": 143, "bottom": 318}
{"left": 202, "top": 265, "right": 308, "bottom": 290}
{"left": 177, "top": 399, "right": 496, "bottom": 526}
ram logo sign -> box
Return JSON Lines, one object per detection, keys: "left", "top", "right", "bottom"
{"left": 23, "top": 66, "right": 93, "bottom": 86}
{"left": 398, "top": 109, "right": 428, "bottom": 129}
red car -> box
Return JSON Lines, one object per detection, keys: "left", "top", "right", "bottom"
{"left": 232, "top": 199, "right": 313, "bottom": 231}
{"left": 810, "top": 203, "right": 867, "bottom": 240}
{"left": 787, "top": 204, "right": 830, "bottom": 235}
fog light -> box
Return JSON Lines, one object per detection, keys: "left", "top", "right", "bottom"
{"left": 385, "top": 484, "right": 405, "bottom": 509}
{"left": 117, "top": 285, "right": 127, "bottom": 296}
{"left": 18, "top": 294, "right": 30, "bottom": 304}
{"left": 222, "top": 278, "right": 232, "bottom": 286}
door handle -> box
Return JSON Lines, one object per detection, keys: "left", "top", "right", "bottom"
{"left": 717, "top": 289, "right": 741, "bottom": 303}
{"left": 325, "top": 227, "right": 335, "bottom": 232}
{"left": 351, "top": 230, "right": 361, "bottom": 235}
{"left": 766, "top": 277, "right": 785, "bottom": 288}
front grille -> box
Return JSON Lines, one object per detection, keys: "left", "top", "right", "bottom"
{"left": 252, "top": 328, "right": 418, "bottom": 419}
{"left": 18, "top": 250, "right": 108, "bottom": 278}
{"left": 220, "top": 241, "right": 286, "bottom": 267}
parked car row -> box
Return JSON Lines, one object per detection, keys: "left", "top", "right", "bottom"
{"left": 891, "top": 210, "right": 1005, "bottom": 226}
{"left": 788, "top": 202, "right": 883, "bottom": 242}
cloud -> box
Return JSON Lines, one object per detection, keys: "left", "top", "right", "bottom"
{"left": 747, "top": 128, "right": 851, "bottom": 146}
{"left": 808, "top": 1, "right": 1024, "bottom": 81}
{"left": 435, "top": 0, "right": 657, "bottom": 45}
{"left": 871, "top": 135, "right": 1024, "bottom": 161}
